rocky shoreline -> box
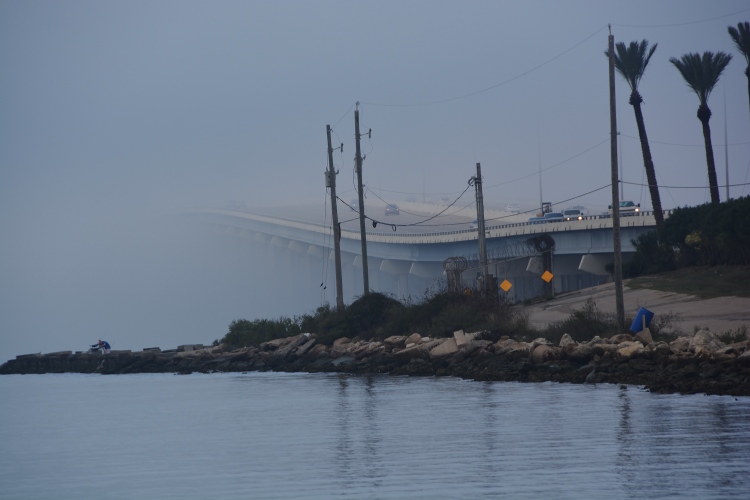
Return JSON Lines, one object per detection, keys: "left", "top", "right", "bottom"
{"left": 3, "top": 329, "right": 750, "bottom": 397}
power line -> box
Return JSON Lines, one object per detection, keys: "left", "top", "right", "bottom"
{"left": 484, "top": 137, "right": 610, "bottom": 189}
{"left": 622, "top": 180, "right": 750, "bottom": 189}
{"left": 336, "top": 182, "right": 472, "bottom": 229}
{"left": 620, "top": 132, "right": 750, "bottom": 147}
{"left": 361, "top": 26, "right": 606, "bottom": 107}
{"left": 611, "top": 8, "right": 750, "bottom": 28}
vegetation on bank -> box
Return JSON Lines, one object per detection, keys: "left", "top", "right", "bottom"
{"left": 219, "top": 289, "right": 626, "bottom": 351}
{"left": 621, "top": 196, "right": 750, "bottom": 279}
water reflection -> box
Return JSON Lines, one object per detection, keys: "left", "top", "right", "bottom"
{"left": 335, "top": 373, "right": 353, "bottom": 484}
{"left": 615, "top": 386, "right": 635, "bottom": 487}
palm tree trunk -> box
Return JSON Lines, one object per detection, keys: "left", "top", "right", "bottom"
{"left": 630, "top": 93, "right": 664, "bottom": 234}
{"left": 698, "top": 104, "right": 721, "bottom": 204}
{"left": 746, "top": 66, "right": 750, "bottom": 130}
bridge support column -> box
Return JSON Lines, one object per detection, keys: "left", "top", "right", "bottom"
{"left": 379, "top": 260, "right": 412, "bottom": 299}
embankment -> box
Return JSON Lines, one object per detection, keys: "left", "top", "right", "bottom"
{"left": 2, "top": 330, "right": 750, "bottom": 397}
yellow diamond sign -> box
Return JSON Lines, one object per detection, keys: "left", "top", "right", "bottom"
{"left": 541, "top": 271, "right": 554, "bottom": 283}
{"left": 500, "top": 279, "right": 512, "bottom": 292}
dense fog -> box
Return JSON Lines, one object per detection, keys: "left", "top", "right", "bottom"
{"left": 2, "top": 1, "right": 749, "bottom": 361}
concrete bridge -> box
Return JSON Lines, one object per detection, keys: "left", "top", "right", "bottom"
{"left": 179, "top": 204, "right": 660, "bottom": 304}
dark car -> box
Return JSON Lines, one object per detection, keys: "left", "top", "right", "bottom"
{"left": 385, "top": 204, "right": 399, "bottom": 216}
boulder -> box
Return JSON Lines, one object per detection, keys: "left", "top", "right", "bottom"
{"left": 405, "top": 333, "right": 422, "bottom": 346}
{"left": 651, "top": 342, "right": 672, "bottom": 358}
{"left": 333, "top": 337, "right": 352, "bottom": 346}
{"left": 464, "top": 331, "right": 486, "bottom": 343}
{"left": 454, "top": 330, "right": 467, "bottom": 346}
{"left": 261, "top": 337, "right": 292, "bottom": 351}
{"left": 587, "top": 336, "right": 606, "bottom": 345}
{"left": 294, "top": 338, "right": 317, "bottom": 357}
{"left": 506, "top": 343, "right": 532, "bottom": 361}
{"left": 669, "top": 337, "right": 691, "bottom": 352}
{"left": 530, "top": 344, "right": 561, "bottom": 364}
{"left": 591, "top": 343, "right": 619, "bottom": 357}
{"left": 393, "top": 345, "right": 423, "bottom": 361}
{"left": 609, "top": 333, "right": 634, "bottom": 344}
{"left": 383, "top": 336, "right": 407, "bottom": 349}
{"left": 616, "top": 341, "right": 644, "bottom": 360}
{"left": 531, "top": 337, "right": 553, "bottom": 347}
{"left": 272, "top": 334, "right": 310, "bottom": 359}
{"left": 634, "top": 329, "right": 653, "bottom": 345}
{"left": 558, "top": 334, "right": 576, "bottom": 348}
{"left": 429, "top": 338, "right": 458, "bottom": 359}
{"left": 689, "top": 329, "right": 723, "bottom": 353}
{"left": 564, "top": 343, "right": 595, "bottom": 363}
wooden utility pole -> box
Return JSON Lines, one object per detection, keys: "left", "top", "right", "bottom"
{"left": 473, "top": 163, "right": 489, "bottom": 295}
{"left": 354, "top": 102, "right": 370, "bottom": 295}
{"left": 608, "top": 26, "right": 625, "bottom": 330}
{"left": 326, "top": 125, "right": 344, "bottom": 310}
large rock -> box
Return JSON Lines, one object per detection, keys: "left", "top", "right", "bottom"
{"left": 405, "top": 333, "right": 422, "bottom": 346}
{"left": 609, "top": 333, "right": 634, "bottom": 344}
{"left": 272, "top": 334, "right": 310, "bottom": 359}
{"left": 393, "top": 339, "right": 443, "bottom": 361}
{"left": 530, "top": 344, "right": 561, "bottom": 364}
{"left": 634, "top": 329, "right": 653, "bottom": 345}
{"left": 261, "top": 337, "right": 294, "bottom": 351}
{"left": 558, "top": 334, "right": 576, "bottom": 348}
{"left": 616, "top": 341, "right": 644, "bottom": 360}
{"left": 453, "top": 330, "right": 467, "bottom": 346}
{"left": 429, "top": 338, "right": 458, "bottom": 359}
{"left": 383, "top": 336, "right": 407, "bottom": 349}
{"left": 564, "top": 343, "right": 595, "bottom": 363}
{"left": 670, "top": 337, "right": 691, "bottom": 352}
{"left": 689, "top": 329, "right": 723, "bottom": 353}
{"left": 333, "top": 337, "right": 352, "bottom": 346}
{"left": 294, "top": 337, "right": 317, "bottom": 357}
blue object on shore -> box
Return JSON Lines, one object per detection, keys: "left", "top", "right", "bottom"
{"left": 630, "top": 307, "right": 654, "bottom": 333}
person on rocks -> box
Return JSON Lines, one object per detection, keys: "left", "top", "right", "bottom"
{"left": 96, "top": 340, "right": 111, "bottom": 354}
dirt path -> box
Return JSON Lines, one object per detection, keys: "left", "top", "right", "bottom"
{"left": 524, "top": 281, "right": 750, "bottom": 335}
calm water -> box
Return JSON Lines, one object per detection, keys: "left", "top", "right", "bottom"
{"left": 1, "top": 373, "right": 749, "bottom": 499}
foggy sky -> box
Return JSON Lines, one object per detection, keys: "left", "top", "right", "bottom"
{"left": 2, "top": 1, "right": 749, "bottom": 361}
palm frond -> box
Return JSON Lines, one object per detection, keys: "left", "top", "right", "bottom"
{"left": 607, "top": 40, "right": 657, "bottom": 92}
{"left": 670, "top": 52, "right": 733, "bottom": 104}
{"left": 728, "top": 22, "right": 750, "bottom": 64}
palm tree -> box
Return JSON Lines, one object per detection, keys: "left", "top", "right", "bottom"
{"left": 670, "top": 52, "right": 732, "bottom": 204}
{"left": 606, "top": 40, "right": 664, "bottom": 233}
{"left": 728, "top": 22, "right": 750, "bottom": 124}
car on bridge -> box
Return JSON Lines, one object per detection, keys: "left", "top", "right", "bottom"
{"left": 528, "top": 216, "right": 545, "bottom": 224}
{"left": 608, "top": 200, "right": 640, "bottom": 216}
{"left": 385, "top": 204, "right": 400, "bottom": 216}
{"left": 543, "top": 212, "right": 564, "bottom": 222}
{"left": 563, "top": 209, "right": 584, "bottom": 221}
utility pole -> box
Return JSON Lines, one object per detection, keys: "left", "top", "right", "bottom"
{"left": 608, "top": 25, "right": 625, "bottom": 331}
{"left": 354, "top": 102, "right": 370, "bottom": 295}
{"left": 326, "top": 125, "right": 344, "bottom": 310}
{"left": 473, "top": 163, "right": 489, "bottom": 295}
{"left": 724, "top": 89, "right": 730, "bottom": 200}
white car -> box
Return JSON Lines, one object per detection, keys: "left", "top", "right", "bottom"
{"left": 609, "top": 201, "right": 640, "bottom": 216}
{"left": 563, "top": 209, "right": 583, "bottom": 221}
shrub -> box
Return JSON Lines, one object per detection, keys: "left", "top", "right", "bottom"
{"left": 222, "top": 317, "right": 301, "bottom": 349}
{"left": 542, "top": 299, "right": 622, "bottom": 344}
